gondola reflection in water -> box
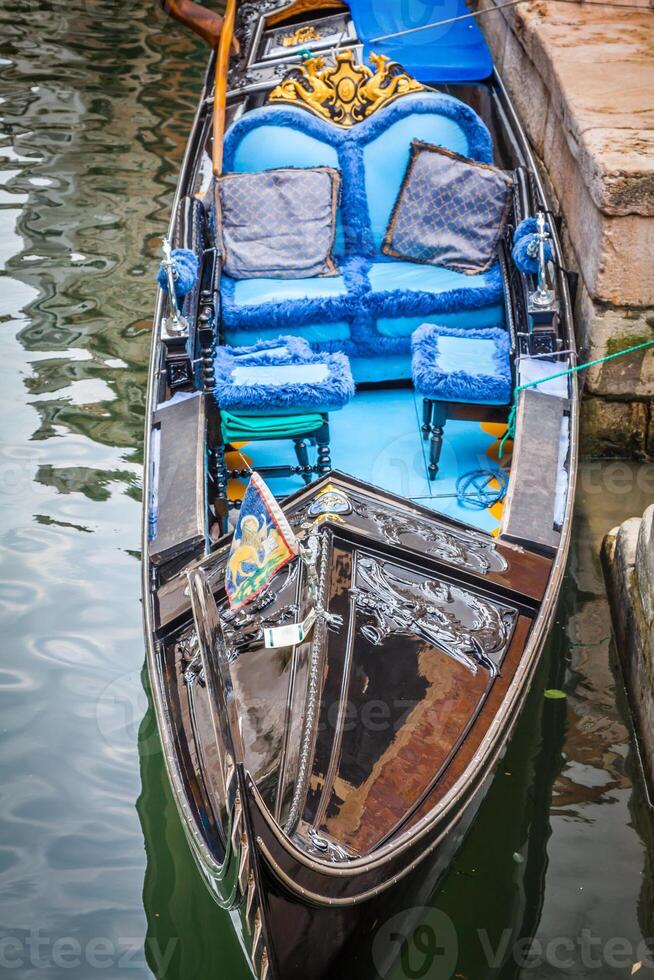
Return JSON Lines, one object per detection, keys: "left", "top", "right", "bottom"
{"left": 142, "top": 1, "right": 578, "bottom": 977}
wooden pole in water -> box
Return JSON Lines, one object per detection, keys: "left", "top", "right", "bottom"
{"left": 212, "top": 0, "right": 237, "bottom": 176}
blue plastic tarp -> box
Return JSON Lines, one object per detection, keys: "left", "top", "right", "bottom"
{"left": 348, "top": 0, "right": 494, "bottom": 83}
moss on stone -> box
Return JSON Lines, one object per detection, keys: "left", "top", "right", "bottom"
{"left": 604, "top": 332, "right": 654, "bottom": 358}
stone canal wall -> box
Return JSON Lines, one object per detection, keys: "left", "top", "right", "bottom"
{"left": 476, "top": 0, "right": 654, "bottom": 456}
{"left": 603, "top": 506, "right": 654, "bottom": 794}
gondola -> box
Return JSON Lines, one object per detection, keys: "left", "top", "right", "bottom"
{"left": 142, "top": 1, "right": 578, "bottom": 977}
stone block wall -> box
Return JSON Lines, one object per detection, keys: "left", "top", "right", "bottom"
{"left": 603, "top": 506, "right": 654, "bottom": 793}
{"left": 476, "top": 0, "right": 654, "bottom": 455}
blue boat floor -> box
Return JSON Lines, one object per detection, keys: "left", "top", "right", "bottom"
{"left": 228, "top": 387, "right": 508, "bottom": 533}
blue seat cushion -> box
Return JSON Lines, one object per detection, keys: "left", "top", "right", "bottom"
{"left": 224, "top": 321, "right": 352, "bottom": 350}
{"left": 412, "top": 324, "right": 512, "bottom": 405}
{"left": 229, "top": 274, "right": 347, "bottom": 307}
{"left": 365, "top": 260, "right": 504, "bottom": 325}
{"left": 214, "top": 346, "right": 354, "bottom": 414}
{"left": 222, "top": 256, "right": 506, "bottom": 367}
{"left": 220, "top": 256, "right": 368, "bottom": 339}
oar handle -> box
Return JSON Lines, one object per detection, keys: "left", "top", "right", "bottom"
{"left": 212, "top": 0, "right": 238, "bottom": 175}
{"left": 158, "top": 0, "right": 225, "bottom": 46}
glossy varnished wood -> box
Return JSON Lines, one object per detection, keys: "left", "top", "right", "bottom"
{"left": 300, "top": 539, "right": 504, "bottom": 855}
{"left": 265, "top": 0, "right": 348, "bottom": 27}
{"left": 403, "top": 613, "right": 533, "bottom": 826}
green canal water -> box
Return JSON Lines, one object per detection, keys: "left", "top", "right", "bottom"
{"left": 0, "top": 3, "right": 652, "bottom": 977}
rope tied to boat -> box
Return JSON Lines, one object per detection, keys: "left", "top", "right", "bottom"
{"left": 498, "top": 338, "right": 654, "bottom": 459}
{"left": 456, "top": 468, "right": 509, "bottom": 509}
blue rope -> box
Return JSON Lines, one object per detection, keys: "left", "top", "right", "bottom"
{"left": 456, "top": 468, "right": 508, "bottom": 510}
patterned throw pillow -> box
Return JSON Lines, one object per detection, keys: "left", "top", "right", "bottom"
{"left": 382, "top": 141, "right": 514, "bottom": 275}
{"left": 215, "top": 167, "right": 341, "bottom": 280}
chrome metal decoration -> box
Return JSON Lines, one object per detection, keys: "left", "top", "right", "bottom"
{"left": 177, "top": 628, "right": 205, "bottom": 686}
{"left": 354, "top": 498, "right": 508, "bottom": 575}
{"left": 351, "top": 555, "right": 516, "bottom": 674}
{"left": 160, "top": 236, "right": 189, "bottom": 339}
{"left": 220, "top": 560, "right": 302, "bottom": 659}
{"left": 228, "top": 0, "right": 289, "bottom": 86}
{"left": 284, "top": 531, "right": 338, "bottom": 834}
{"left": 529, "top": 211, "right": 556, "bottom": 310}
{"left": 306, "top": 827, "right": 353, "bottom": 862}
{"left": 263, "top": 13, "right": 355, "bottom": 59}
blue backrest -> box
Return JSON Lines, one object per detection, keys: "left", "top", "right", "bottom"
{"left": 222, "top": 91, "right": 493, "bottom": 259}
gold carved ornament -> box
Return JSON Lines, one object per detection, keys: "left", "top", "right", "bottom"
{"left": 267, "top": 49, "right": 424, "bottom": 127}
{"left": 281, "top": 24, "right": 322, "bottom": 47}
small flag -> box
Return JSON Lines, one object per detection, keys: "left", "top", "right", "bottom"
{"left": 225, "top": 472, "right": 298, "bottom": 611}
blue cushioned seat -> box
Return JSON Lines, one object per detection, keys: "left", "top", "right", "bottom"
{"left": 365, "top": 260, "right": 505, "bottom": 340}
{"left": 214, "top": 343, "right": 355, "bottom": 415}
{"left": 222, "top": 270, "right": 353, "bottom": 348}
{"left": 218, "top": 88, "right": 508, "bottom": 383}
{"left": 212, "top": 338, "right": 355, "bottom": 508}
{"left": 221, "top": 255, "right": 369, "bottom": 349}
{"left": 412, "top": 323, "right": 512, "bottom": 405}
{"left": 230, "top": 274, "right": 348, "bottom": 307}
{"left": 411, "top": 322, "right": 512, "bottom": 480}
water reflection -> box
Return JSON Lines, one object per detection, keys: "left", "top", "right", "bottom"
{"left": 0, "top": 0, "right": 652, "bottom": 976}
{"left": 0, "top": 2, "right": 222, "bottom": 976}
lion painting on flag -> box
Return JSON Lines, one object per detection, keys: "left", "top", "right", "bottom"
{"left": 225, "top": 472, "right": 298, "bottom": 610}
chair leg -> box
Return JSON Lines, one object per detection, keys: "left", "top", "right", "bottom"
{"left": 316, "top": 418, "right": 331, "bottom": 475}
{"left": 422, "top": 398, "right": 433, "bottom": 439}
{"left": 427, "top": 403, "right": 447, "bottom": 481}
{"left": 428, "top": 426, "right": 444, "bottom": 480}
{"left": 294, "top": 439, "right": 312, "bottom": 485}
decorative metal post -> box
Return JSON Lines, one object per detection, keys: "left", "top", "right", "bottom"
{"left": 160, "top": 236, "right": 190, "bottom": 337}
{"left": 529, "top": 212, "right": 555, "bottom": 309}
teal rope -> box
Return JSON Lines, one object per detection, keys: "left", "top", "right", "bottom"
{"left": 498, "top": 338, "right": 654, "bottom": 459}
{"left": 456, "top": 468, "right": 509, "bottom": 510}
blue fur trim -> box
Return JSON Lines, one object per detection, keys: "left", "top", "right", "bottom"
{"left": 412, "top": 324, "right": 511, "bottom": 403}
{"left": 157, "top": 248, "right": 199, "bottom": 297}
{"left": 512, "top": 234, "right": 553, "bottom": 275}
{"left": 221, "top": 257, "right": 368, "bottom": 332}
{"left": 214, "top": 350, "right": 355, "bottom": 412}
{"left": 215, "top": 335, "right": 313, "bottom": 370}
{"left": 223, "top": 93, "right": 492, "bottom": 169}
{"left": 366, "top": 263, "right": 504, "bottom": 319}
{"left": 342, "top": 254, "right": 372, "bottom": 298}
{"left": 338, "top": 140, "right": 375, "bottom": 255}
{"left": 222, "top": 258, "right": 503, "bottom": 358}
{"left": 355, "top": 93, "right": 493, "bottom": 164}
{"left": 513, "top": 216, "right": 550, "bottom": 244}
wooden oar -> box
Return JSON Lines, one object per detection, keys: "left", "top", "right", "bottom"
{"left": 158, "top": 0, "right": 238, "bottom": 175}
{"left": 212, "top": 0, "right": 237, "bottom": 175}
{"left": 159, "top": 0, "right": 224, "bottom": 46}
